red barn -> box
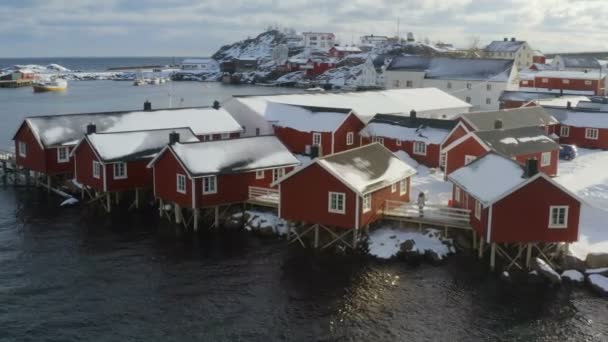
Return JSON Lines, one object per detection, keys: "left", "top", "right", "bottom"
{"left": 519, "top": 70, "right": 606, "bottom": 96}
{"left": 359, "top": 112, "right": 456, "bottom": 168}
{"left": 71, "top": 127, "right": 199, "bottom": 210}
{"left": 304, "top": 59, "right": 336, "bottom": 77}
{"left": 448, "top": 153, "right": 582, "bottom": 268}
{"left": 328, "top": 46, "right": 362, "bottom": 59}
{"left": 147, "top": 136, "right": 300, "bottom": 230}
{"left": 13, "top": 106, "right": 243, "bottom": 180}
{"left": 442, "top": 126, "right": 560, "bottom": 177}
{"left": 555, "top": 110, "right": 608, "bottom": 150}
{"left": 276, "top": 143, "right": 417, "bottom": 247}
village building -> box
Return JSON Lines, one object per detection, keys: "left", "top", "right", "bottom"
{"left": 442, "top": 126, "right": 560, "bottom": 177}
{"left": 13, "top": 106, "right": 243, "bottom": 180}
{"left": 448, "top": 153, "right": 582, "bottom": 269}
{"left": 233, "top": 58, "right": 259, "bottom": 73}
{"left": 359, "top": 112, "right": 455, "bottom": 167}
{"left": 519, "top": 70, "right": 607, "bottom": 96}
{"left": 551, "top": 55, "right": 602, "bottom": 71}
{"left": 456, "top": 106, "right": 559, "bottom": 134}
{"left": 484, "top": 38, "right": 534, "bottom": 69}
{"left": 302, "top": 32, "right": 336, "bottom": 51}
{"left": 328, "top": 46, "right": 363, "bottom": 59}
{"left": 147, "top": 136, "right": 300, "bottom": 231}
{"left": 180, "top": 58, "right": 219, "bottom": 72}
{"left": 384, "top": 56, "right": 518, "bottom": 110}
{"left": 532, "top": 50, "right": 546, "bottom": 64}
{"left": 303, "top": 58, "right": 336, "bottom": 78}
{"left": 71, "top": 127, "right": 199, "bottom": 212}
{"left": 360, "top": 35, "right": 389, "bottom": 48}
{"left": 275, "top": 143, "right": 417, "bottom": 248}
{"left": 498, "top": 91, "right": 561, "bottom": 109}
{"left": 542, "top": 100, "right": 608, "bottom": 150}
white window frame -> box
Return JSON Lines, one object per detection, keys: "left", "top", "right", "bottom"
{"left": 328, "top": 191, "right": 346, "bottom": 214}
{"left": 346, "top": 132, "right": 354, "bottom": 146}
{"left": 18, "top": 141, "right": 27, "bottom": 157}
{"left": 413, "top": 141, "right": 427, "bottom": 156}
{"left": 372, "top": 136, "right": 384, "bottom": 145}
{"left": 57, "top": 146, "right": 70, "bottom": 163}
{"left": 548, "top": 205, "right": 569, "bottom": 229}
{"left": 486, "top": 84, "right": 492, "bottom": 91}
{"left": 486, "top": 98, "right": 492, "bottom": 105}
{"left": 362, "top": 194, "right": 371, "bottom": 213}
{"left": 272, "top": 168, "right": 284, "bottom": 182}
{"left": 585, "top": 128, "right": 599, "bottom": 140}
{"left": 474, "top": 200, "right": 481, "bottom": 220}
{"left": 176, "top": 174, "right": 186, "bottom": 194}
{"left": 542, "top": 78, "right": 548, "bottom": 83}
{"left": 440, "top": 153, "right": 447, "bottom": 168}
{"left": 560, "top": 125, "right": 570, "bottom": 137}
{"left": 454, "top": 187, "right": 461, "bottom": 202}
{"left": 465, "top": 155, "right": 476, "bottom": 165}
{"left": 399, "top": 179, "right": 407, "bottom": 196}
{"left": 562, "top": 79, "right": 570, "bottom": 84}
{"left": 221, "top": 133, "right": 230, "bottom": 140}
{"left": 465, "top": 96, "right": 471, "bottom": 103}
{"left": 312, "top": 132, "right": 322, "bottom": 146}
{"left": 202, "top": 175, "right": 217, "bottom": 195}
{"left": 255, "top": 170, "right": 265, "bottom": 179}
{"left": 113, "top": 162, "right": 127, "bottom": 180}
{"left": 466, "top": 83, "right": 472, "bottom": 90}
{"left": 396, "top": 139, "right": 402, "bottom": 146}
{"left": 391, "top": 183, "right": 397, "bottom": 193}
{"left": 585, "top": 80, "right": 592, "bottom": 86}
{"left": 540, "top": 152, "right": 551, "bottom": 167}
{"left": 93, "top": 160, "right": 101, "bottom": 179}
{"left": 406, "top": 80, "right": 413, "bottom": 88}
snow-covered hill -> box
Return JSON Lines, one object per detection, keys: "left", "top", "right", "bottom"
{"left": 212, "top": 30, "right": 286, "bottom": 63}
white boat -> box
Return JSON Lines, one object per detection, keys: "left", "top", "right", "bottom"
{"left": 151, "top": 77, "right": 161, "bottom": 85}
{"left": 305, "top": 87, "right": 325, "bottom": 92}
{"left": 133, "top": 79, "right": 146, "bottom": 86}
{"left": 32, "top": 78, "right": 68, "bottom": 92}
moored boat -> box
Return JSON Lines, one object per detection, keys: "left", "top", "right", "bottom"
{"left": 32, "top": 79, "right": 68, "bottom": 92}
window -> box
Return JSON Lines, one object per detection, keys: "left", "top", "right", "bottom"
{"left": 486, "top": 84, "right": 492, "bottom": 91}
{"left": 465, "top": 96, "right": 471, "bottom": 103}
{"left": 255, "top": 128, "right": 260, "bottom": 136}
{"left": 57, "top": 147, "right": 69, "bottom": 163}
{"left": 486, "top": 98, "right": 492, "bottom": 105}
{"left": 113, "top": 162, "right": 127, "bottom": 179}
{"left": 560, "top": 125, "right": 570, "bottom": 137}
{"left": 465, "top": 155, "right": 476, "bottom": 165}
{"left": 541, "top": 152, "right": 551, "bottom": 167}
{"left": 585, "top": 80, "right": 592, "bottom": 86}
{"left": 346, "top": 132, "right": 354, "bottom": 146}
{"left": 406, "top": 80, "right": 413, "bottom": 88}
{"left": 562, "top": 79, "right": 570, "bottom": 84}
{"left": 312, "top": 132, "right": 322, "bottom": 146}
{"left": 255, "top": 170, "right": 265, "bottom": 179}
{"left": 241, "top": 126, "right": 246, "bottom": 133}
{"left": 542, "top": 78, "right": 548, "bottom": 83}
{"left": 396, "top": 140, "right": 402, "bottom": 146}
{"left": 392, "top": 80, "right": 400, "bottom": 87}
{"left": 272, "top": 168, "right": 284, "bottom": 182}
{"left": 474, "top": 200, "right": 481, "bottom": 220}
{"left": 362, "top": 194, "right": 371, "bottom": 213}
{"left": 549, "top": 206, "right": 569, "bottom": 228}
{"left": 440, "top": 153, "right": 447, "bottom": 168}
{"left": 447, "top": 82, "right": 452, "bottom": 89}
{"left": 586, "top": 128, "right": 599, "bottom": 140}
{"left": 391, "top": 183, "right": 397, "bottom": 193}
{"left": 454, "top": 187, "right": 461, "bottom": 202}
{"left": 328, "top": 192, "right": 346, "bottom": 214}
{"left": 399, "top": 179, "right": 407, "bottom": 196}
{"left": 221, "top": 133, "right": 230, "bottom": 140}
{"left": 18, "top": 141, "right": 26, "bottom": 157}
{"left": 176, "top": 174, "right": 186, "bottom": 194}
{"left": 522, "top": 80, "right": 529, "bottom": 85}
{"left": 202, "top": 176, "right": 217, "bottom": 194}
{"left": 202, "top": 135, "right": 213, "bottom": 142}
{"left": 466, "top": 83, "right": 472, "bottom": 90}
{"left": 93, "top": 161, "right": 101, "bottom": 179}
{"left": 413, "top": 141, "right": 427, "bottom": 156}
{"left": 372, "top": 137, "right": 384, "bottom": 145}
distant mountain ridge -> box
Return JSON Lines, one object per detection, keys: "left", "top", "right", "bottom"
{"left": 212, "top": 30, "right": 286, "bottom": 63}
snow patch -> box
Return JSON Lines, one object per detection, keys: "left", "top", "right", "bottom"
{"left": 60, "top": 198, "right": 79, "bottom": 207}
{"left": 561, "top": 270, "right": 584, "bottom": 282}
{"left": 368, "top": 227, "right": 454, "bottom": 259}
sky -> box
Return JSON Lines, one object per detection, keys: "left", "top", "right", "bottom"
{"left": 1, "top": 0, "right": 607, "bottom": 57}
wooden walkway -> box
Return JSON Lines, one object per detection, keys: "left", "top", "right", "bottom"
{"left": 382, "top": 200, "right": 472, "bottom": 231}
{"left": 246, "top": 186, "right": 279, "bottom": 208}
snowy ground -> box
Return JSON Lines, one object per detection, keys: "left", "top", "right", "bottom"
{"left": 554, "top": 148, "right": 608, "bottom": 260}
{"left": 393, "top": 151, "right": 452, "bottom": 205}
{"left": 367, "top": 226, "right": 454, "bottom": 259}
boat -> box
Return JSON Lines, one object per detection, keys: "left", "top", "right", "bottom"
{"left": 32, "top": 78, "right": 68, "bottom": 92}
{"left": 133, "top": 79, "right": 146, "bottom": 86}
{"left": 151, "top": 77, "right": 161, "bottom": 85}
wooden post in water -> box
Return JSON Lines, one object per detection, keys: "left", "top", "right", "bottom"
{"left": 193, "top": 208, "right": 199, "bottom": 232}
{"left": 478, "top": 237, "right": 484, "bottom": 259}
{"left": 214, "top": 206, "right": 219, "bottom": 229}
{"left": 134, "top": 189, "right": 140, "bottom": 209}
{"left": 490, "top": 243, "right": 496, "bottom": 271}
{"left": 106, "top": 193, "right": 112, "bottom": 213}
{"left": 472, "top": 230, "right": 477, "bottom": 250}
{"left": 525, "top": 243, "right": 533, "bottom": 268}
{"left": 159, "top": 198, "right": 164, "bottom": 217}
{"left": 1, "top": 160, "right": 6, "bottom": 186}
{"left": 175, "top": 203, "right": 182, "bottom": 224}
{"left": 46, "top": 175, "right": 51, "bottom": 193}
{"left": 313, "top": 225, "right": 319, "bottom": 248}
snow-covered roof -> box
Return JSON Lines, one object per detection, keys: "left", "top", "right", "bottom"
{"left": 460, "top": 107, "right": 559, "bottom": 131}
{"left": 232, "top": 88, "right": 471, "bottom": 123}
{"left": 85, "top": 128, "right": 199, "bottom": 162}
{"left": 556, "top": 56, "right": 601, "bottom": 69}
{"left": 168, "top": 136, "right": 300, "bottom": 177}
{"left": 498, "top": 91, "right": 560, "bottom": 103}
{"left": 448, "top": 153, "right": 529, "bottom": 205}
{"left": 22, "top": 107, "right": 242, "bottom": 147}
{"left": 473, "top": 127, "right": 559, "bottom": 156}
{"left": 560, "top": 111, "right": 608, "bottom": 129}
{"left": 532, "top": 70, "right": 605, "bottom": 80}
{"left": 538, "top": 96, "right": 590, "bottom": 108}
{"left": 387, "top": 56, "right": 515, "bottom": 82}
{"left": 317, "top": 143, "right": 417, "bottom": 195}
{"left": 360, "top": 114, "right": 455, "bottom": 144}
{"left": 332, "top": 46, "right": 362, "bottom": 52}
{"left": 485, "top": 40, "right": 526, "bottom": 52}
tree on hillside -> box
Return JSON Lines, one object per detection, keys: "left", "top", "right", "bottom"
{"left": 463, "top": 36, "right": 486, "bottom": 58}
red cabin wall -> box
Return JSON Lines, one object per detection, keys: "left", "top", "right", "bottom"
{"left": 333, "top": 114, "right": 364, "bottom": 153}
{"left": 514, "top": 150, "right": 558, "bottom": 177}
{"left": 445, "top": 136, "right": 488, "bottom": 176}
{"left": 73, "top": 141, "right": 104, "bottom": 191}
{"left": 490, "top": 177, "right": 580, "bottom": 243}
{"left": 44, "top": 147, "right": 74, "bottom": 176}
{"left": 105, "top": 160, "right": 153, "bottom": 192}
{"left": 442, "top": 124, "right": 469, "bottom": 149}
{"left": 559, "top": 125, "right": 608, "bottom": 150}
{"left": 280, "top": 163, "right": 357, "bottom": 229}
{"left": 361, "top": 137, "right": 441, "bottom": 168}
{"left": 360, "top": 177, "right": 410, "bottom": 227}
{"left": 532, "top": 77, "right": 605, "bottom": 96}
{"left": 452, "top": 184, "right": 488, "bottom": 238}
{"left": 273, "top": 126, "right": 332, "bottom": 156}
{"left": 152, "top": 151, "right": 193, "bottom": 208}
{"left": 14, "top": 123, "right": 47, "bottom": 174}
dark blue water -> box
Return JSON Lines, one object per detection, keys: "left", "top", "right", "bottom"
{"left": 0, "top": 57, "right": 189, "bottom": 71}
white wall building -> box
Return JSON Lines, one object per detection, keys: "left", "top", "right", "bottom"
{"left": 485, "top": 38, "right": 533, "bottom": 70}
{"left": 360, "top": 35, "right": 389, "bottom": 48}
{"left": 385, "top": 56, "right": 519, "bottom": 111}
{"left": 181, "top": 58, "right": 219, "bottom": 71}
{"left": 302, "top": 32, "right": 336, "bottom": 51}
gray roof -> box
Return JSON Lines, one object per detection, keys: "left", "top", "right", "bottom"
{"left": 558, "top": 56, "right": 601, "bottom": 69}
{"left": 387, "top": 56, "right": 514, "bottom": 81}
{"left": 473, "top": 126, "right": 559, "bottom": 157}
{"left": 485, "top": 40, "right": 526, "bottom": 52}
{"left": 498, "top": 91, "right": 561, "bottom": 103}
{"left": 461, "top": 107, "right": 559, "bottom": 131}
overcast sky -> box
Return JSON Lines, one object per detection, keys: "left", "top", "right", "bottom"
{"left": 1, "top": 0, "right": 607, "bottom": 57}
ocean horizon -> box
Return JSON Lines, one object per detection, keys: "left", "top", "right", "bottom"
{"left": 0, "top": 56, "right": 211, "bottom": 72}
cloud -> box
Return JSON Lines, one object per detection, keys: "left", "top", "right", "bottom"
{"left": 0, "top": 0, "right": 607, "bottom": 57}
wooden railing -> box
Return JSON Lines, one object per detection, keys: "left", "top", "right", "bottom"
{"left": 0, "top": 149, "right": 14, "bottom": 162}
{"left": 248, "top": 186, "right": 280, "bottom": 205}
{"left": 383, "top": 200, "right": 471, "bottom": 226}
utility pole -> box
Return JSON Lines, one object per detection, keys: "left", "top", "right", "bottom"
{"left": 397, "top": 17, "right": 400, "bottom": 41}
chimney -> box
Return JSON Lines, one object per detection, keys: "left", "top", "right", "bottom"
{"left": 524, "top": 158, "right": 539, "bottom": 178}
{"left": 86, "top": 123, "right": 96, "bottom": 135}
{"left": 212, "top": 100, "right": 221, "bottom": 110}
{"left": 566, "top": 101, "right": 572, "bottom": 109}
{"left": 504, "top": 37, "right": 508, "bottom": 42}
{"left": 494, "top": 119, "right": 503, "bottom": 130}
{"left": 169, "top": 131, "right": 180, "bottom": 145}
{"left": 511, "top": 37, "right": 516, "bottom": 42}
{"left": 410, "top": 109, "right": 417, "bottom": 122}
{"left": 143, "top": 100, "right": 152, "bottom": 111}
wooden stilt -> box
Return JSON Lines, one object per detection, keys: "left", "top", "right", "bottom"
{"left": 193, "top": 208, "right": 199, "bottom": 232}
{"left": 115, "top": 192, "right": 120, "bottom": 205}
{"left": 46, "top": 175, "right": 51, "bottom": 193}
{"left": 443, "top": 225, "right": 448, "bottom": 237}
{"left": 159, "top": 198, "right": 164, "bottom": 217}
{"left": 135, "top": 189, "right": 140, "bottom": 209}
{"left": 313, "top": 225, "right": 319, "bottom": 248}
{"left": 526, "top": 243, "right": 533, "bottom": 268}
{"left": 478, "top": 237, "right": 484, "bottom": 259}
{"left": 175, "top": 203, "right": 182, "bottom": 224}
{"left": 106, "top": 193, "right": 112, "bottom": 213}
{"left": 214, "top": 206, "right": 219, "bottom": 229}
{"left": 353, "top": 227, "right": 360, "bottom": 248}
{"left": 490, "top": 243, "right": 496, "bottom": 271}
{"left": 472, "top": 230, "right": 477, "bottom": 249}
{"left": 81, "top": 186, "right": 85, "bottom": 199}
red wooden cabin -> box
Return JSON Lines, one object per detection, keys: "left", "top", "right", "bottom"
{"left": 328, "top": 46, "right": 362, "bottom": 59}
{"left": 442, "top": 126, "right": 560, "bottom": 177}
{"left": 147, "top": 136, "right": 300, "bottom": 212}
{"left": 360, "top": 111, "right": 456, "bottom": 168}
{"left": 555, "top": 111, "right": 608, "bottom": 150}
{"left": 71, "top": 127, "right": 198, "bottom": 194}
{"left": 304, "top": 59, "right": 336, "bottom": 77}
{"left": 448, "top": 153, "right": 581, "bottom": 244}
{"left": 276, "top": 143, "right": 417, "bottom": 230}
{"left": 13, "top": 105, "right": 243, "bottom": 178}
{"left": 519, "top": 71, "right": 606, "bottom": 96}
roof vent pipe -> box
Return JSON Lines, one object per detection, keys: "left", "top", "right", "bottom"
{"left": 524, "top": 158, "right": 539, "bottom": 178}
{"left": 212, "top": 100, "right": 221, "bottom": 110}
{"left": 566, "top": 101, "right": 572, "bottom": 109}
{"left": 504, "top": 37, "right": 508, "bottom": 42}
{"left": 144, "top": 100, "right": 152, "bottom": 112}
{"left": 494, "top": 119, "right": 503, "bottom": 130}
{"left": 410, "top": 109, "right": 417, "bottom": 121}
{"left": 86, "top": 123, "right": 96, "bottom": 135}
{"left": 511, "top": 37, "right": 516, "bottom": 42}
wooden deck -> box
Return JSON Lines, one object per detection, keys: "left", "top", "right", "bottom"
{"left": 0, "top": 80, "right": 32, "bottom": 88}
{"left": 382, "top": 200, "right": 472, "bottom": 230}
{"left": 246, "top": 186, "right": 279, "bottom": 208}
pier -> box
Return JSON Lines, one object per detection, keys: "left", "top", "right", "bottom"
{"left": 0, "top": 80, "right": 32, "bottom": 88}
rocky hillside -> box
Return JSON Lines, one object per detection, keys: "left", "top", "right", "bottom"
{"left": 212, "top": 30, "right": 286, "bottom": 63}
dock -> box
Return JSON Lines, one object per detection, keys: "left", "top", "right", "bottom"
{"left": 0, "top": 80, "right": 32, "bottom": 88}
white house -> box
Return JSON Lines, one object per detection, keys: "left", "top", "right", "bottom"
{"left": 485, "top": 38, "right": 533, "bottom": 70}
{"left": 384, "top": 56, "right": 518, "bottom": 111}
{"left": 181, "top": 58, "right": 219, "bottom": 72}
{"left": 302, "top": 32, "right": 336, "bottom": 51}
